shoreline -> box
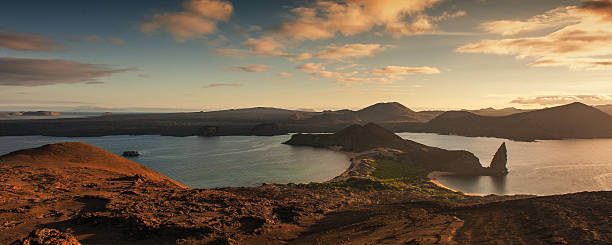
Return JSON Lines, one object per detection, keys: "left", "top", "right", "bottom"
{"left": 426, "top": 171, "right": 483, "bottom": 197}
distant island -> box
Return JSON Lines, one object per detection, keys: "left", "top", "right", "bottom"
{"left": 5, "top": 111, "right": 61, "bottom": 116}
{"left": 2, "top": 102, "right": 612, "bottom": 141}
{"left": 406, "top": 102, "right": 612, "bottom": 141}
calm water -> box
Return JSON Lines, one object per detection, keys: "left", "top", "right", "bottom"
{"left": 398, "top": 133, "right": 612, "bottom": 195}
{"left": 2, "top": 134, "right": 611, "bottom": 195}
{"left": 0, "top": 135, "right": 349, "bottom": 189}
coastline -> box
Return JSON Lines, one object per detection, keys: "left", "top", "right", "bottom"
{"left": 427, "top": 171, "right": 483, "bottom": 197}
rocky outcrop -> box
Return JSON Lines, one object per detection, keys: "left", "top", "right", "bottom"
{"left": 197, "top": 126, "right": 218, "bottom": 137}
{"left": 22, "top": 111, "right": 61, "bottom": 116}
{"left": 11, "top": 228, "right": 80, "bottom": 245}
{"left": 0, "top": 112, "right": 8, "bottom": 117}
{"left": 250, "top": 123, "right": 284, "bottom": 136}
{"left": 285, "top": 123, "right": 508, "bottom": 176}
{"left": 487, "top": 142, "right": 508, "bottom": 175}
{"left": 8, "top": 112, "right": 23, "bottom": 116}
{"left": 122, "top": 151, "right": 140, "bottom": 157}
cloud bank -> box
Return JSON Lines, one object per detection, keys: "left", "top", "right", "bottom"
{"left": 203, "top": 83, "right": 242, "bottom": 88}
{"left": 276, "top": 0, "right": 456, "bottom": 40}
{"left": 0, "top": 31, "right": 60, "bottom": 51}
{"left": 0, "top": 57, "right": 136, "bottom": 86}
{"left": 457, "top": 0, "right": 612, "bottom": 70}
{"left": 511, "top": 94, "right": 612, "bottom": 106}
{"left": 141, "top": 0, "right": 233, "bottom": 41}
{"left": 223, "top": 64, "right": 269, "bottom": 72}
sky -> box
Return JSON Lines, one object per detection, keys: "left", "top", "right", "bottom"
{"left": 1, "top": 0, "right": 612, "bottom": 112}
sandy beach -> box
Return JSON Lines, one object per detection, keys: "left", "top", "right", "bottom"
{"left": 427, "top": 171, "right": 483, "bottom": 196}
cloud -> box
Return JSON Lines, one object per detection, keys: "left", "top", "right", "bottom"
{"left": 243, "top": 37, "right": 286, "bottom": 56}
{"left": 336, "top": 63, "right": 359, "bottom": 71}
{"left": 366, "top": 66, "right": 441, "bottom": 75}
{"left": 529, "top": 57, "right": 612, "bottom": 70}
{"left": 223, "top": 64, "right": 269, "bottom": 72}
{"left": 141, "top": 0, "right": 233, "bottom": 42}
{"left": 67, "top": 35, "right": 103, "bottom": 42}
{"left": 457, "top": 1, "right": 612, "bottom": 70}
{"left": 314, "top": 43, "right": 393, "bottom": 60}
{"left": 510, "top": 94, "right": 612, "bottom": 106}
{"left": 287, "top": 52, "right": 313, "bottom": 61}
{"left": 297, "top": 63, "right": 325, "bottom": 73}
{"left": 313, "top": 70, "right": 358, "bottom": 79}
{"left": 479, "top": 6, "right": 579, "bottom": 36}
{"left": 297, "top": 62, "right": 439, "bottom": 86}
{"left": 334, "top": 65, "right": 439, "bottom": 86}
{"left": 67, "top": 35, "right": 125, "bottom": 45}
{"left": 0, "top": 57, "right": 136, "bottom": 86}
{"left": 275, "top": 0, "right": 460, "bottom": 40}
{"left": 278, "top": 72, "right": 293, "bottom": 77}
{"left": 335, "top": 76, "right": 396, "bottom": 86}
{"left": 108, "top": 38, "right": 126, "bottom": 45}
{"left": 203, "top": 82, "right": 242, "bottom": 88}
{"left": 0, "top": 31, "right": 60, "bottom": 51}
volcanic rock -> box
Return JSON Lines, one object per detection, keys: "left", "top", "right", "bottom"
{"left": 197, "top": 126, "right": 218, "bottom": 137}
{"left": 11, "top": 228, "right": 80, "bottom": 245}
{"left": 122, "top": 151, "right": 140, "bottom": 157}
{"left": 488, "top": 142, "right": 508, "bottom": 175}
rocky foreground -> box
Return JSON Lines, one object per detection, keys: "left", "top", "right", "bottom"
{"left": 1, "top": 141, "right": 611, "bottom": 244}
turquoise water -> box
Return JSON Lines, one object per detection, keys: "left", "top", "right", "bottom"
{"left": 398, "top": 133, "right": 612, "bottom": 195}
{"left": 2, "top": 134, "right": 611, "bottom": 195}
{"left": 0, "top": 135, "right": 349, "bottom": 189}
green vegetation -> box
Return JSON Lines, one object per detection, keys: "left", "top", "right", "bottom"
{"left": 299, "top": 178, "right": 386, "bottom": 191}
{"left": 370, "top": 159, "right": 428, "bottom": 180}
{"left": 369, "top": 159, "right": 465, "bottom": 200}
{"left": 301, "top": 158, "right": 465, "bottom": 200}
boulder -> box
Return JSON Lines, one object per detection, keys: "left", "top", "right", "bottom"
{"left": 197, "top": 126, "right": 218, "bottom": 137}
{"left": 11, "top": 228, "right": 81, "bottom": 245}
{"left": 122, "top": 151, "right": 140, "bottom": 157}
{"left": 250, "top": 123, "right": 284, "bottom": 136}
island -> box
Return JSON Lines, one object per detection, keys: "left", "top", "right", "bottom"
{"left": 2, "top": 102, "right": 612, "bottom": 142}
{"left": 284, "top": 123, "right": 508, "bottom": 176}
{"left": 1, "top": 133, "right": 609, "bottom": 244}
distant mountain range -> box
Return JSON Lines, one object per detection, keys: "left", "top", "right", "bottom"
{"left": 418, "top": 102, "right": 612, "bottom": 141}
{"left": 291, "top": 102, "right": 425, "bottom": 124}
{"left": 3, "top": 101, "right": 612, "bottom": 141}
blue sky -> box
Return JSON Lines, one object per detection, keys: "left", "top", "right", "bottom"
{"left": 2, "top": 0, "right": 612, "bottom": 111}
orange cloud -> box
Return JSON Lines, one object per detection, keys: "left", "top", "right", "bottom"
{"left": 0, "top": 57, "right": 136, "bottom": 86}
{"left": 511, "top": 94, "right": 612, "bottom": 105}
{"left": 203, "top": 83, "right": 242, "bottom": 88}
{"left": 278, "top": 72, "right": 293, "bottom": 77}
{"left": 297, "top": 63, "right": 325, "bottom": 73}
{"left": 366, "top": 66, "right": 441, "bottom": 75}
{"left": 242, "top": 37, "right": 286, "bottom": 56}
{"left": 479, "top": 7, "right": 579, "bottom": 36}
{"left": 223, "top": 64, "right": 269, "bottom": 72}
{"left": 457, "top": 0, "right": 612, "bottom": 70}
{"left": 276, "top": 0, "right": 459, "bottom": 40}
{"left": 142, "top": 0, "right": 233, "bottom": 42}
{"left": 0, "top": 31, "right": 60, "bottom": 51}
{"left": 314, "top": 43, "right": 393, "bottom": 60}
